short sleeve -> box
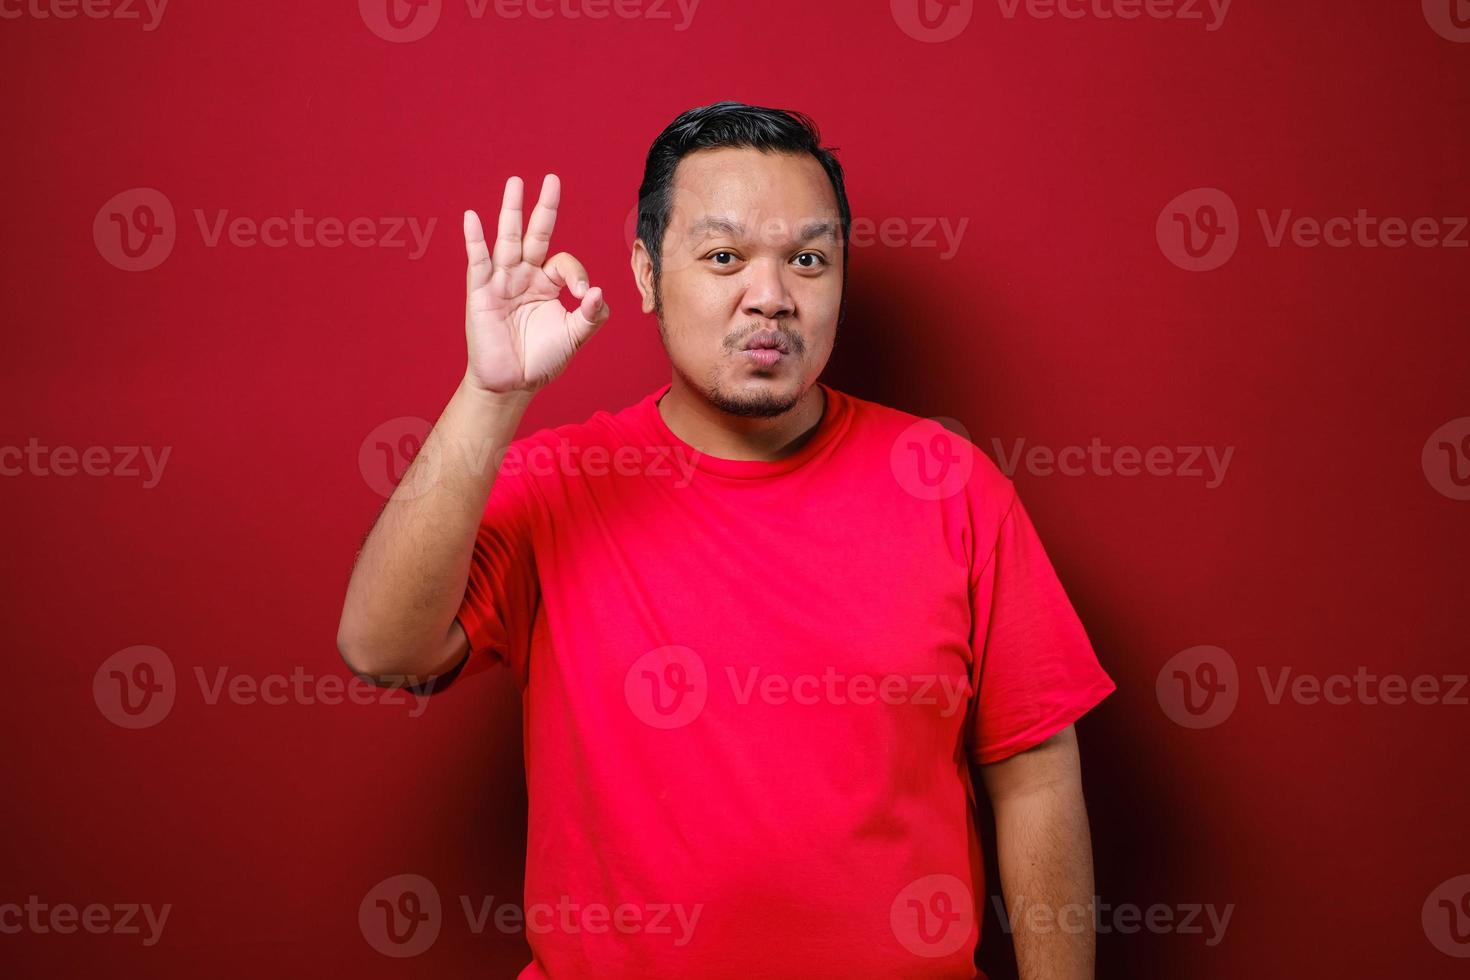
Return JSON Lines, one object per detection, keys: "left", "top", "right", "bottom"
{"left": 965, "top": 489, "right": 1116, "bottom": 765}
{"left": 455, "top": 438, "right": 542, "bottom": 681}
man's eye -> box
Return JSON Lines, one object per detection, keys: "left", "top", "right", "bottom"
{"left": 706, "top": 251, "right": 825, "bottom": 268}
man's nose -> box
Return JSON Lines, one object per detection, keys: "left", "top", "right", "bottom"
{"left": 742, "top": 258, "right": 795, "bottom": 320}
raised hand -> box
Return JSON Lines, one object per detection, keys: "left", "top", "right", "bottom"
{"left": 463, "top": 174, "right": 610, "bottom": 393}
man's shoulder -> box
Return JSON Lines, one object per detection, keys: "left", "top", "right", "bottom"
{"left": 836, "top": 386, "right": 1014, "bottom": 503}
{"left": 493, "top": 388, "right": 659, "bottom": 492}
{"left": 505, "top": 389, "right": 652, "bottom": 453}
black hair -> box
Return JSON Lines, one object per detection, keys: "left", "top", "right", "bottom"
{"left": 635, "top": 101, "right": 851, "bottom": 323}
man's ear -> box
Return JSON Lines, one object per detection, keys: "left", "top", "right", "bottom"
{"left": 630, "top": 241, "right": 656, "bottom": 314}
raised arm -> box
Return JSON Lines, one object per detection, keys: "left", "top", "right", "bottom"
{"left": 336, "top": 174, "right": 610, "bottom": 684}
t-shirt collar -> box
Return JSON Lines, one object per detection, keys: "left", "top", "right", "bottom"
{"left": 639, "top": 381, "right": 849, "bottom": 480}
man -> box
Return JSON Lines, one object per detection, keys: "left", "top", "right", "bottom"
{"left": 337, "top": 101, "right": 1116, "bottom": 979}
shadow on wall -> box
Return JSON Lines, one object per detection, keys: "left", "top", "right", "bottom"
{"left": 830, "top": 255, "right": 1182, "bottom": 978}
{"left": 822, "top": 253, "right": 1005, "bottom": 427}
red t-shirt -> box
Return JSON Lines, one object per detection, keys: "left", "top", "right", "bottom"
{"left": 456, "top": 381, "right": 1116, "bottom": 979}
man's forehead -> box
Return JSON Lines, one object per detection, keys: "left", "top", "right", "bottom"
{"left": 668, "top": 148, "right": 838, "bottom": 232}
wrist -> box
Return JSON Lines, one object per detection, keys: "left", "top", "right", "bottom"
{"left": 441, "top": 375, "right": 536, "bottom": 487}
{"left": 458, "top": 371, "right": 537, "bottom": 410}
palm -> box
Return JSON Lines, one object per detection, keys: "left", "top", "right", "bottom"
{"left": 464, "top": 174, "right": 609, "bottom": 393}
{"left": 470, "top": 260, "right": 578, "bottom": 391}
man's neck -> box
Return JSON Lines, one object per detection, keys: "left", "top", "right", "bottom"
{"left": 657, "top": 377, "right": 827, "bottom": 463}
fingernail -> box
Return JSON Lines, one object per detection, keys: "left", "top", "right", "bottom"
{"left": 573, "top": 280, "right": 587, "bottom": 297}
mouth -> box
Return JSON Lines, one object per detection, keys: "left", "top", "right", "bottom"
{"left": 739, "top": 329, "right": 792, "bottom": 368}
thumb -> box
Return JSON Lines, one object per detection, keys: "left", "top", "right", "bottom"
{"left": 564, "top": 286, "right": 610, "bottom": 348}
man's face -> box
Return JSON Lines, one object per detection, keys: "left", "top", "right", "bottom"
{"left": 632, "top": 147, "right": 844, "bottom": 418}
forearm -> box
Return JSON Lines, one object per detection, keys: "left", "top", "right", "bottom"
{"left": 990, "top": 776, "right": 1097, "bottom": 980}
{"left": 337, "top": 374, "right": 533, "bottom": 679}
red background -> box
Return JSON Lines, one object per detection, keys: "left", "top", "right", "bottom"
{"left": 3, "top": 1, "right": 1467, "bottom": 976}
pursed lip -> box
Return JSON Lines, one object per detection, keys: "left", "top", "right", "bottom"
{"left": 740, "top": 329, "right": 792, "bottom": 354}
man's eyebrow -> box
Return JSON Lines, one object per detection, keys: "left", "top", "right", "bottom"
{"left": 794, "top": 220, "right": 839, "bottom": 243}
{"left": 686, "top": 216, "right": 839, "bottom": 243}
